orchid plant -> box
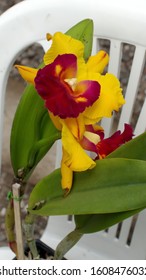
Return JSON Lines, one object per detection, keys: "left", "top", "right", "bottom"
{"left": 6, "top": 19, "right": 146, "bottom": 259}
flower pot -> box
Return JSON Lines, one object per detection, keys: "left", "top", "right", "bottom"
{"left": 13, "top": 239, "right": 63, "bottom": 260}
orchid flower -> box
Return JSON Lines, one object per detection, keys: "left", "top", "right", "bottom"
{"left": 15, "top": 32, "right": 133, "bottom": 193}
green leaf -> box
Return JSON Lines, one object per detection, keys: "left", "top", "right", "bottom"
{"left": 66, "top": 18, "right": 93, "bottom": 60}
{"left": 10, "top": 84, "right": 60, "bottom": 180}
{"left": 28, "top": 158, "right": 146, "bottom": 216}
{"left": 75, "top": 208, "right": 143, "bottom": 234}
{"left": 74, "top": 132, "right": 146, "bottom": 234}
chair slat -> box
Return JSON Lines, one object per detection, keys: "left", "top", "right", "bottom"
{"left": 134, "top": 98, "right": 146, "bottom": 134}
{"left": 118, "top": 46, "right": 146, "bottom": 132}
{"left": 117, "top": 217, "right": 134, "bottom": 245}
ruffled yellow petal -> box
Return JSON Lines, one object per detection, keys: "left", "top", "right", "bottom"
{"left": 61, "top": 123, "right": 96, "bottom": 171}
{"left": 15, "top": 65, "right": 38, "bottom": 84}
{"left": 83, "top": 73, "right": 125, "bottom": 124}
{"left": 87, "top": 50, "right": 109, "bottom": 73}
{"left": 44, "top": 32, "right": 84, "bottom": 65}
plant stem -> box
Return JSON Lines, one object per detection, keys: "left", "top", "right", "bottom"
{"left": 5, "top": 177, "right": 25, "bottom": 256}
{"left": 12, "top": 183, "right": 25, "bottom": 259}
{"left": 5, "top": 198, "right": 17, "bottom": 254}
{"left": 54, "top": 229, "right": 83, "bottom": 260}
{"left": 24, "top": 212, "right": 40, "bottom": 259}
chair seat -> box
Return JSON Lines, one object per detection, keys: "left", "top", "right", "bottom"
{"left": 0, "top": 247, "right": 15, "bottom": 260}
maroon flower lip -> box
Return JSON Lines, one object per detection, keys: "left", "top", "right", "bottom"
{"left": 35, "top": 54, "right": 100, "bottom": 119}
{"left": 80, "top": 123, "right": 133, "bottom": 159}
{"left": 96, "top": 123, "right": 134, "bottom": 159}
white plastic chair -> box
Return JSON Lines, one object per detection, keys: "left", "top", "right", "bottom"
{"left": 0, "top": 0, "right": 146, "bottom": 259}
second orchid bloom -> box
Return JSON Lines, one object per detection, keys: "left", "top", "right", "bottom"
{"left": 16, "top": 32, "right": 133, "bottom": 193}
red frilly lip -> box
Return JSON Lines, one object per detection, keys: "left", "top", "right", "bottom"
{"left": 80, "top": 124, "right": 133, "bottom": 159}
{"left": 96, "top": 124, "right": 134, "bottom": 159}
{"left": 35, "top": 54, "right": 100, "bottom": 119}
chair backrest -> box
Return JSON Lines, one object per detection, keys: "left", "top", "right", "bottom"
{"left": 0, "top": 0, "right": 146, "bottom": 259}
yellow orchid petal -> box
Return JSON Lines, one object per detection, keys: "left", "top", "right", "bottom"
{"left": 44, "top": 32, "right": 84, "bottom": 65}
{"left": 61, "top": 123, "right": 96, "bottom": 171}
{"left": 61, "top": 149, "right": 73, "bottom": 192}
{"left": 63, "top": 114, "right": 85, "bottom": 140}
{"left": 15, "top": 65, "right": 38, "bottom": 84}
{"left": 83, "top": 73, "right": 125, "bottom": 124}
{"left": 87, "top": 50, "right": 109, "bottom": 73}
{"left": 49, "top": 112, "right": 85, "bottom": 141}
{"left": 76, "top": 59, "right": 100, "bottom": 83}
{"left": 49, "top": 112, "right": 62, "bottom": 131}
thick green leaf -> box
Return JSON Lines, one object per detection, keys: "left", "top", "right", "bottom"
{"left": 75, "top": 208, "right": 144, "bottom": 234}
{"left": 28, "top": 158, "right": 146, "bottom": 216}
{"left": 66, "top": 18, "right": 93, "bottom": 60}
{"left": 10, "top": 84, "right": 60, "bottom": 180}
{"left": 74, "top": 132, "right": 146, "bottom": 233}
{"left": 108, "top": 131, "right": 146, "bottom": 160}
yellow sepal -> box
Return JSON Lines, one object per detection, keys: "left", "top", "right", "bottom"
{"left": 61, "top": 123, "right": 96, "bottom": 171}
{"left": 64, "top": 115, "right": 85, "bottom": 140}
{"left": 15, "top": 65, "right": 38, "bottom": 85}
{"left": 61, "top": 150, "right": 73, "bottom": 192}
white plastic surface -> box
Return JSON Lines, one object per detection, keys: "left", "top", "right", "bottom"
{"left": 0, "top": 247, "right": 15, "bottom": 260}
{"left": 0, "top": 0, "right": 146, "bottom": 259}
